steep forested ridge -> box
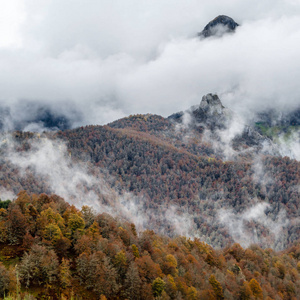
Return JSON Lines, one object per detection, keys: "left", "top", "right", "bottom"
{"left": 54, "top": 116, "right": 300, "bottom": 249}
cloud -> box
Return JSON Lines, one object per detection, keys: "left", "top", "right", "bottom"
{"left": 277, "top": 131, "right": 300, "bottom": 160}
{"left": 0, "top": 1, "right": 300, "bottom": 130}
{"left": 0, "top": 187, "right": 16, "bottom": 201}
{"left": 165, "top": 205, "right": 199, "bottom": 238}
{"left": 252, "top": 156, "right": 274, "bottom": 186}
{"left": 218, "top": 201, "right": 289, "bottom": 249}
{"left": 0, "top": 0, "right": 25, "bottom": 48}
{"left": 201, "top": 113, "right": 246, "bottom": 160}
{"left": 4, "top": 137, "right": 108, "bottom": 209}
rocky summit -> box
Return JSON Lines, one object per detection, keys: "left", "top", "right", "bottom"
{"left": 168, "top": 93, "right": 233, "bottom": 130}
{"left": 191, "top": 94, "right": 233, "bottom": 129}
{"left": 199, "top": 15, "right": 239, "bottom": 38}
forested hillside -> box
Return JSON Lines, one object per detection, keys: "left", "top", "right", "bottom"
{"left": 1, "top": 192, "right": 300, "bottom": 299}
{"left": 56, "top": 118, "right": 300, "bottom": 250}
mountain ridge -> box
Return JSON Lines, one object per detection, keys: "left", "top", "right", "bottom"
{"left": 0, "top": 93, "right": 299, "bottom": 252}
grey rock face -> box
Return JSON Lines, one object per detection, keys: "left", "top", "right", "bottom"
{"left": 168, "top": 93, "right": 232, "bottom": 130}
{"left": 191, "top": 94, "right": 233, "bottom": 130}
{"left": 199, "top": 15, "right": 239, "bottom": 38}
{"left": 199, "top": 94, "right": 224, "bottom": 115}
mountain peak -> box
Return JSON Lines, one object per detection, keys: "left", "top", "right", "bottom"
{"left": 168, "top": 93, "right": 232, "bottom": 130}
{"left": 199, "top": 15, "right": 239, "bottom": 38}
{"left": 199, "top": 93, "right": 225, "bottom": 116}
{"left": 192, "top": 93, "right": 232, "bottom": 129}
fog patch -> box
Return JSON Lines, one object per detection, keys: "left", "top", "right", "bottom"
{"left": 252, "top": 156, "right": 274, "bottom": 187}
{"left": 3, "top": 137, "right": 113, "bottom": 210}
{"left": 202, "top": 115, "right": 246, "bottom": 160}
{"left": 276, "top": 131, "right": 300, "bottom": 161}
{"left": 165, "top": 205, "right": 199, "bottom": 238}
{"left": 218, "top": 202, "right": 289, "bottom": 249}
{"left": 0, "top": 187, "right": 16, "bottom": 201}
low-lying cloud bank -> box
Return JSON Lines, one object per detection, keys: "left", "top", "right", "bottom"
{"left": 1, "top": 1, "right": 300, "bottom": 131}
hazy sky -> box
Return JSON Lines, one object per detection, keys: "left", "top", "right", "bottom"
{"left": 1, "top": 0, "right": 300, "bottom": 128}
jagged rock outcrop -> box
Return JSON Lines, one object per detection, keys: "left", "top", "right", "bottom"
{"left": 192, "top": 94, "right": 233, "bottom": 129}
{"left": 199, "top": 15, "right": 239, "bottom": 38}
{"left": 168, "top": 93, "right": 233, "bottom": 130}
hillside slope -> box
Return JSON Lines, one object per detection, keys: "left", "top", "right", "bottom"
{"left": 1, "top": 192, "right": 300, "bottom": 299}
{"left": 0, "top": 94, "right": 299, "bottom": 250}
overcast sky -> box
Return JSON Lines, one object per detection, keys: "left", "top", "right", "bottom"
{"left": 1, "top": 0, "right": 300, "bottom": 128}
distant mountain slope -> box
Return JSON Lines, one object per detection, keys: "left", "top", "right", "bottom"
{"left": 254, "top": 107, "right": 300, "bottom": 140}
{"left": 57, "top": 120, "right": 300, "bottom": 249}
